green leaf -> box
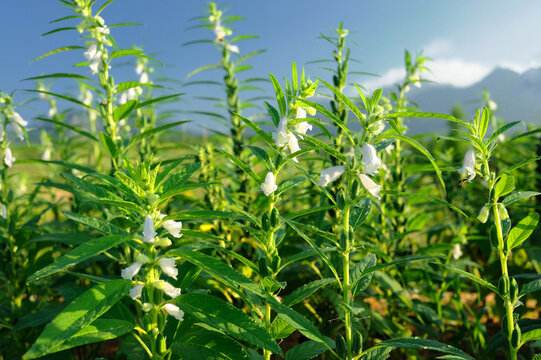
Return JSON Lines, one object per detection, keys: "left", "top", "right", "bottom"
{"left": 519, "top": 279, "right": 541, "bottom": 297}
{"left": 264, "top": 101, "right": 281, "bottom": 127}
{"left": 320, "top": 79, "right": 365, "bottom": 122}
{"left": 173, "top": 329, "right": 249, "bottom": 360}
{"left": 385, "top": 112, "right": 474, "bottom": 133}
{"left": 186, "top": 64, "right": 221, "bottom": 79}
{"left": 283, "top": 278, "right": 336, "bottom": 307}
{"left": 46, "top": 319, "right": 133, "bottom": 355}
{"left": 168, "top": 250, "right": 331, "bottom": 349}
{"left": 269, "top": 74, "right": 286, "bottom": 117}
{"left": 32, "top": 45, "right": 86, "bottom": 62}
{"left": 487, "top": 121, "right": 522, "bottom": 145}
{"left": 100, "top": 131, "right": 119, "bottom": 160}
{"left": 175, "top": 293, "right": 281, "bottom": 355}
{"left": 376, "top": 338, "right": 474, "bottom": 360}
{"left": 165, "top": 210, "right": 253, "bottom": 223}
{"left": 113, "top": 100, "right": 137, "bottom": 122}
{"left": 134, "top": 93, "right": 183, "bottom": 110}
{"left": 23, "top": 279, "right": 131, "bottom": 359}
{"left": 217, "top": 147, "right": 261, "bottom": 183}
{"left": 271, "top": 317, "right": 295, "bottom": 339}
{"left": 300, "top": 133, "right": 346, "bottom": 162}
{"left": 129, "top": 120, "right": 190, "bottom": 147}
{"left": 162, "top": 161, "right": 201, "bottom": 192}
{"left": 381, "top": 190, "right": 467, "bottom": 217}
{"left": 435, "top": 263, "right": 498, "bottom": 294}
{"left": 351, "top": 254, "right": 377, "bottom": 297}
{"left": 285, "top": 341, "right": 329, "bottom": 360}
{"left": 276, "top": 176, "right": 307, "bottom": 196}
{"left": 494, "top": 173, "right": 515, "bottom": 199}
{"left": 503, "top": 191, "right": 541, "bottom": 206}
{"left": 508, "top": 213, "right": 539, "bottom": 250}
{"left": 35, "top": 117, "right": 98, "bottom": 141}
{"left": 26, "top": 89, "right": 93, "bottom": 109}
{"left": 24, "top": 73, "right": 91, "bottom": 82}
{"left": 521, "top": 328, "right": 541, "bottom": 345}
{"left": 349, "top": 198, "right": 371, "bottom": 229}
{"left": 384, "top": 134, "right": 446, "bottom": 196}
{"left": 27, "top": 235, "right": 130, "bottom": 282}
{"left": 246, "top": 145, "right": 271, "bottom": 171}
{"left": 41, "top": 26, "right": 77, "bottom": 37}
{"left": 154, "top": 156, "right": 191, "bottom": 188}
{"left": 478, "top": 107, "right": 489, "bottom": 139}
{"left": 62, "top": 211, "right": 129, "bottom": 235}
{"left": 61, "top": 172, "right": 116, "bottom": 199}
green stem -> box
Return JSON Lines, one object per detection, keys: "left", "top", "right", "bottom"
{"left": 342, "top": 202, "right": 352, "bottom": 360}
{"left": 264, "top": 303, "right": 272, "bottom": 360}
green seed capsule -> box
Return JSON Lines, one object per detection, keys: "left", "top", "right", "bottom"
{"left": 339, "top": 230, "right": 348, "bottom": 250}
{"left": 258, "top": 257, "right": 269, "bottom": 277}
{"left": 498, "top": 276, "right": 509, "bottom": 296}
{"left": 261, "top": 213, "right": 270, "bottom": 232}
{"left": 510, "top": 278, "right": 519, "bottom": 302}
{"left": 337, "top": 190, "right": 346, "bottom": 210}
{"left": 352, "top": 331, "right": 363, "bottom": 355}
{"left": 270, "top": 208, "right": 279, "bottom": 228}
{"left": 511, "top": 325, "right": 521, "bottom": 349}
{"left": 335, "top": 334, "right": 346, "bottom": 359}
{"left": 271, "top": 256, "right": 281, "bottom": 273}
{"left": 158, "top": 333, "right": 167, "bottom": 354}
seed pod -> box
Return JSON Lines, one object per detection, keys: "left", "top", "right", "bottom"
{"left": 261, "top": 213, "right": 270, "bottom": 232}
{"left": 498, "top": 276, "right": 509, "bottom": 296}
{"left": 477, "top": 204, "right": 490, "bottom": 223}
{"left": 489, "top": 225, "right": 498, "bottom": 248}
{"left": 339, "top": 229, "right": 348, "bottom": 250}
{"left": 350, "top": 179, "right": 360, "bottom": 198}
{"left": 352, "top": 331, "right": 363, "bottom": 355}
{"left": 270, "top": 208, "right": 279, "bottom": 228}
{"left": 510, "top": 278, "right": 519, "bottom": 302}
{"left": 271, "top": 256, "right": 281, "bottom": 273}
{"left": 335, "top": 334, "right": 346, "bottom": 359}
{"left": 511, "top": 324, "right": 521, "bottom": 349}
{"left": 258, "top": 257, "right": 269, "bottom": 277}
{"left": 337, "top": 190, "right": 346, "bottom": 210}
{"left": 158, "top": 333, "right": 167, "bottom": 354}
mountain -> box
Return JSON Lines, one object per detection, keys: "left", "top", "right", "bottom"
{"left": 403, "top": 67, "right": 541, "bottom": 135}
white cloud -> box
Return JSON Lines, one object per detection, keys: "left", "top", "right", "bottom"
{"left": 425, "top": 58, "right": 492, "bottom": 87}
{"left": 423, "top": 38, "right": 454, "bottom": 58}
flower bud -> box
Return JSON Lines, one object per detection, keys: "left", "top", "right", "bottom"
{"left": 142, "top": 303, "right": 153, "bottom": 312}
{"left": 477, "top": 204, "right": 490, "bottom": 223}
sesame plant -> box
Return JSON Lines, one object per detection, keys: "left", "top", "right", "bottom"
{"left": 2, "top": 1, "right": 541, "bottom": 360}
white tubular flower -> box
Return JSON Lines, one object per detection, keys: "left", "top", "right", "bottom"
{"left": 129, "top": 284, "right": 144, "bottom": 299}
{"left": 261, "top": 172, "right": 278, "bottom": 196}
{"left": 359, "top": 174, "right": 381, "bottom": 199}
{"left": 411, "top": 72, "right": 421, "bottom": 88}
{"left": 1, "top": 204, "right": 6, "bottom": 219}
{"left": 317, "top": 166, "right": 346, "bottom": 187}
{"left": 139, "top": 72, "right": 149, "bottom": 84}
{"left": 84, "top": 43, "right": 99, "bottom": 61}
{"left": 226, "top": 44, "right": 239, "bottom": 54}
{"left": 154, "top": 280, "right": 181, "bottom": 298}
{"left": 121, "top": 261, "right": 143, "bottom": 280}
{"left": 296, "top": 107, "right": 306, "bottom": 119}
{"left": 488, "top": 99, "right": 497, "bottom": 111}
{"left": 294, "top": 122, "right": 312, "bottom": 137}
{"left": 89, "top": 57, "right": 101, "bottom": 75}
{"left": 162, "top": 217, "right": 183, "bottom": 238}
{"left": 136, "top": 63, "right": 144, "bottom": 75}
{"left": 83, "top": 89, "right": 93, "bottom": 105}
{"left": 142, "top": 215, "right": 157, "bottom": 242}
{"left": 458, "top": 148, "right": 476, "bottom": 182}
{"left": 163, "top": 303, "right": 184, "bottom": 321}
{"left": 142, "top": 303, "right": 153, "bottom": 312}
{"left": 119, "top": 92, "right": 128, "bottom": 105}
{"left": 48, "top": 108, "right": 57, "bottom": 118}
{"left": 159, "top": 257, "right": 178, "bottom": 280}
{"left": 4, "top": 148, "right": 15, "bottom": 167}
{"left": 288, "top": 133, "right": 301, "bottom": 163}
{"left": 12, "top": 112, "right": 28, "bottom": 127}
{"left": 452, "top": 243, "right": 463, "bottom": 260}
{"left": 273, "top": 117, "right": 289, "bottom": 147}
{"left": 41, "top": 148, "right": 51, "bottom": 161}
{"left": 214, "top": 25, "right": 226, "bottom": 41}
{"left": 362, "top": 143, "right": 382, "bottom": 176}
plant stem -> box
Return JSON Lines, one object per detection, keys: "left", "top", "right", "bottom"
{"left": 264, "top": 303, "right": 272, "bottom": 360}
{"left": 342, "top": 202, "right": 352, "bottom": 360}
{"left": 492, "top": 202, "right": 517, "bottom": 360}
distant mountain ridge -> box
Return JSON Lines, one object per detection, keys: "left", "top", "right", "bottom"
{"left": 396, "top": 67, "right": 541, "bottom": 135}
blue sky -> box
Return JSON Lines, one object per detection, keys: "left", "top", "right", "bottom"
{"left": 2, "top": 0, "right": 541, "bottom": 128}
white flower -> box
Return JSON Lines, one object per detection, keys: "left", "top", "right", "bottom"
{"left": 139, "top": 72, "right": 149, "bottom": 84}
{"left": 41, "top": 148, "right": 51, "bottom": 161}
{"left": 296, "top": 107, "right": 306, "bottom": 119}
{"left": 452, "top": 243, "right": 463, "bottom": 260}
{"left": 83, "top": 89, "right": 93, "bottom": 105}
{"left": 142, "top": 303, "right": 153, "bottom": 312}
{"left": 411, "top": 72, "right": 421, "bottom": 88}
{"left": 488, "top": 99, "right": 497, "bottom": 111}
{"left": 160, "top": 215, "right": 183, "bottom": 238}
{"left": 226, "top": 44, "right": 239, "bottom": 54}
{"left": 261, "top": 172, "right": 278, "bottom": 196}
{"left": 135, "top": 63, "right": 144, "bottom": 75}
{"left": 273, "top": 117, "right": 289, "bottom": 147}
{"left": 359, "top": 174, "right": 381, "bottom": 199}
{"left": 142, "top": 215, "right": 157, "bottom": 242}
{"left": 458, "top": 148, "right": 476, "bottom": 182}
{"left": 121, "top": 261, "right": 143, "bottom": 280}
{"left": 288, "top": 133, "right": 301, "bottom": 163}
{"left": 48, "top": 107, "right": 57, "bottom": 118}
{"left": 84, "top": 43, "right": 100, "bottom": 61}
{"left": 118, "top": 88, "right": 137, "bottom": 105}
{"left": 89, "top": 57, "right": 101, "bottom": 75}
{"left": 317, "top": 166, "right": 346, "bottom": 187}
{"left": 129, "top": 284, "right": 144, "bottom": 299}
{"left": 1, "top": 204, "right": 6, "bottom": 219}
{"left": 214, "top": 25, "right": 226, "bottom": 41}
{"left": 12, "top": 112, "right": 28, "bottom": 127}
{"left": 4, "top": 148, "right": 15, "bottom": 167}
{"left": 159, "top": 257, "right": 178, "bottom": 280}
{"left": 294, "top": 122, "right": 312, "bottom": 137}
{"left": 362, "top": 143, "right": 382, "bottom": 176}
{"left": 163, "top": 303, "right": 184, "bottom": 321}
{"left": 153, "top": 280, "right": 181, "bottom": 298}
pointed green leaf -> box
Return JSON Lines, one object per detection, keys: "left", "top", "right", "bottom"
{"left": 508, "top": 213, "right": 539, "bottom": 250}
{"left": 62, "top": 211, "right": 129, "bottom": 235}
{"left": 269, "top": 74, "right": 286, "bottom": 116}
{"left": 23, "top": 279, "right": 131, "bottom": 359}
{"left": 283, "top": 278, "right": 336, "bottom": 307}
{"left": 32, "top": 45, "right": 86, "bottom": 62}
{"left": 494, "top": 173, "right": 515, "bottom": 199}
